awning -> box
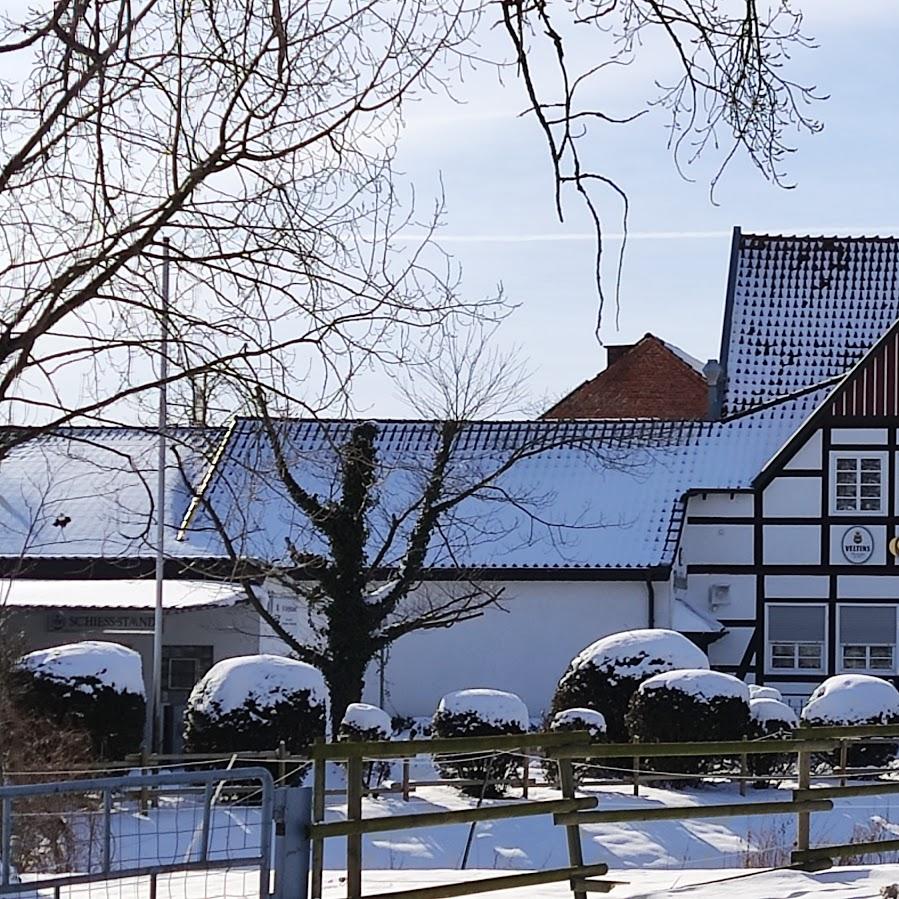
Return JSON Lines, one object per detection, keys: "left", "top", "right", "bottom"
{"left": 0, "top": 579, "right": 249, "bottom": 611}
{"left": 672, "top": 598, "right": 725, "bottom": 635}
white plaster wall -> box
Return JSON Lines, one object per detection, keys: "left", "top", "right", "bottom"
{"left": 763, "top": 477, "right": 822, "bottom": 518}
{"left": 367, "top": 580, "right": 654, "bottom": 718}
{"left": 765, "top": 575, "right": 830, "bottom": 599}
{"left": 681, "top": 524, "right": 754, "bottom": 566}
{"left": 837, "top": 574, "right": 899, "bottom": 598}
{"left": 831, "top": 428, "right": 888, "bottom": 445}
{"left": 686, "top": 492, "right": 754, "bottom": 517}
{"left": 684, "top": 573, "right": 756, "bottom": 619}
{"left": 763, "top": 525, "right": 820, "bottom": 565}
{"left": 784, "top": 431, "right": 822, "bottom": 470}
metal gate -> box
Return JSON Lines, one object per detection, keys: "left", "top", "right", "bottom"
{"left": 0, "top": 767, "right": 310, "bottom": 899}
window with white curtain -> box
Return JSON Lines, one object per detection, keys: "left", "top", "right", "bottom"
{"left": 766, "top": 604, "right": 827, "bottom": 673}
{"left": 838, "top": 605, "right": 897, "bottom": 673}
{"left": 831, "top": 453, "right": 886, "bottom": 513}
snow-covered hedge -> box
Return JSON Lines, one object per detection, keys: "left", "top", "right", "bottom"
{"left": 183, "top": 655, "right": 328, "bottom": 757}
{"left": 339, "top": 703, "right": 392, "bottom": 742}
{"left": 338, "top": 703, "right": 393, "bottom": 786}
{"left": 543, "top": 707, "right": 608, "bottom": 786}
{"left": 13, "top": 641, "right": 145, "bottom": 759}
{"left": 748, "top": 685, "right": 783, "bottom": 701}
{"left": 746, "top": 697, "right": 798, "bottom": 780}
{"left": 431, "top": 689, "right": 528, "bottom": 797}
{"left": 626, "top": 669, "right": 751, "bottom": 776}
{"left": 552, "top": 629, "right": 709, "bottom": 742}
{"left": 800, "top": 674, "right": 899, "bottom": 768}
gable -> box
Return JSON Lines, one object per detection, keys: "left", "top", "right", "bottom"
{"left": 827, "top": 325, "right": 899, "bottom": 418}
{"left": 721, "top": 229, "right": 899, "bottom": 416}
{"left": 543, "top": 334, "right": 708, "bottom": 420}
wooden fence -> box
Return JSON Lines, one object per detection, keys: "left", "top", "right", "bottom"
{"left": 307, "top": 723, "right": 899, "bottom": 899}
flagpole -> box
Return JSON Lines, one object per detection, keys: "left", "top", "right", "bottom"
{"left": 151, "top": 236, "right": 170, "bottom": 753}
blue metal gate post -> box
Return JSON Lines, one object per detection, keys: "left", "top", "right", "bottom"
{"left": 274, "top": 787, "right": 312, "bottom": 899}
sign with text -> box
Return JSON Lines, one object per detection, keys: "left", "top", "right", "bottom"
{"left": 46, "top": 611, "right": 156, "bottom": 633}
{"left": 841, "top": 526, "right": 875, "bottom": 565}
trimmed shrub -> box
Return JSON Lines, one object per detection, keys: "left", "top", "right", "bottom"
{"left": 746, "top": 698, "right": 798, "bottom": 781}
{"left": 431, "top": 689, "right": 528, "bottom": 798}
{"left": 543, "top": 707, "right": 607, "bottom": 786}
{"left": 339, "top": 703, "right": 392, "bottom": 786}
{"left": 12, "top": 641, "right": 145, "bottom": 760}
{"left": 183, "top": 655, "right": 328, "bottom": 765}
{"left": 552, "top": 630, "right": 709, "bottom": 743}
{"left": 800, "top": 674, "right": 899, "bottom": 769}
{"left": 748, "top": 685, "right": 783, "bottom": 701}
{"left": 626, "top": 669, "right": 751, "bottom": 776}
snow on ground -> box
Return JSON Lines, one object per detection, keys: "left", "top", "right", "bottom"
{"left": 322, "top": 866, "right": 899, "bottom": 899}
{"left": 436, "top": 690, "right": 529, "bottom": 729}
{"left": 802, "top": 674, "right": 899, "bottom": 724}
{"left": 18, "top": 641, "right": 145, "bottom": 695}
{"left": 187, "top": 654, "right": 328, "bottom": 716}
{"left": 567, "top": 630, "right": 710, "bottom": 682}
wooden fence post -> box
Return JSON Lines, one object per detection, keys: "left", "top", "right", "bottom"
{"left": 632, "top": 756, "right": 640, "bottom": 797}
{"left": 839, "top": 741, "right": 848, "bottom": 789}
{"left": 522, "top": 757, "right": 530, "bottom": 799}
{"left": 557, "top": 758, "right": 587, "bottom": 899}
{"left": 739, "top": 754, "right": 747, "bottom": 797}
{"left": 277, "top": 740, "right": 287, "bottom": 784}
{"left": 347, "top": 753, "right": 364, "bottom": 899}
{"left": 402, "top": 759, "right": 411, "bottom": 802}
{"left": 311, "top": 755, "right": 326, "bottom": 899}
{"left": 797, "top": 749, "right": 811, "bottom": 853}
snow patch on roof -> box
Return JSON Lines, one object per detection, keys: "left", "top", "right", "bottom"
{"left": 188, "top": 654, "right": 328, "bottom": 717}
{"left": 19, "top": 640, "right": 145, "bottom": 696}
{"left": 662, "top": 341, "right": 705, "bottom": 375}
{"left": 801, "top": 674, "right": 899, "bottom": 725}
{"left": 0, "top": 579, "right": 248, "bottom": 611}
{"left": 436, "top": 689, "right": 529, "bottom": 729}
{"left": 639, "top": 669, "right": 750, "bottom": 702}
{"left": 722, "top": 233, "right": 899, "bottom": 415}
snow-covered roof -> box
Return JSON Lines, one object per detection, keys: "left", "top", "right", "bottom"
{"left": 662, "top": 340, "right": 705, "bottom": 375}
{"left": 721, "top": 231, "right": 899, "bottom": 415}
{"left": 671, "top": 598, "right": 724, "bottom": 634}
{"left": 180, "top": 391, "right": 822, "bottom": 572}
{"left": 0, "top": 427, "right": 222, "bottom": 560}
{"left": 0, "top": 579, "right": 247, "bottom": 610}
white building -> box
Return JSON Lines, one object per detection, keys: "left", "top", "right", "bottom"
{"left": 4, "top": 229, "right": 899, "bottom": 721}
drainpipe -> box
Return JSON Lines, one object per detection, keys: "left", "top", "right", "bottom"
{"left": 646, "top": 576, "right": 656, "bottom": 629}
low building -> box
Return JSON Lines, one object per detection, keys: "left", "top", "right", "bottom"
{"left": 4, "top": 228, "right": 899, "bottom": 721}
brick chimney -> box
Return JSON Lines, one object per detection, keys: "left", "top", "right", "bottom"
{"left": 606, "top": 344, "right": 635, "bottom": 367}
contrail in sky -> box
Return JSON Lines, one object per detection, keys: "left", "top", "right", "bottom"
{"left": 390, "top": 226, "right": 899, "bottom": 243}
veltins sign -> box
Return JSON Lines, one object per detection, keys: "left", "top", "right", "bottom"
{"left": 841, "top": 526, "right": 875, "bottom": 565}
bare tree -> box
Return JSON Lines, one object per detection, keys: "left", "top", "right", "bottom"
{"left": 0, "top": 0, "right": 820, "bottom": 453}
{"left": 0, "top": 0, "right": 502, "bottom": 451}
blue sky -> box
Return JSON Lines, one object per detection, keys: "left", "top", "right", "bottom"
{"left": 354, "top": 1, "right": 899, "bottom": 416}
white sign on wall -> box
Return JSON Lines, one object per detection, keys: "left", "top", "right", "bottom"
{"left": 841, "top": 526, "right": 875, "bottom": 565}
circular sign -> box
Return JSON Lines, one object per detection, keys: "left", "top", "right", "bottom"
{"left": 841, "top": 526, "right": 875, "bottom": 565}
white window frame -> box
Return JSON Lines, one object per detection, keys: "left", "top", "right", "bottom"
{"left": 829, "top": 451, "right": 887, "bottom": 515}
{"left": 836, "top": 604, "right": 898, "bottom": 675}
{"left": 765, "top": 603, "right": 828, "bottom": 675}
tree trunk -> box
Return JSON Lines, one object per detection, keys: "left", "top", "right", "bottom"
{"left": 324, "top": 658, "right": 370, "bottom": 738}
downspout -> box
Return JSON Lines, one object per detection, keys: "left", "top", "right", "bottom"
{"left": 645, "top": 576, "right": 656, "bottom": 629}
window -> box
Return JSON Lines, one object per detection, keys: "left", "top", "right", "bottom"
{"left": 831, "top": 454, "right": 885, "bottom": 513}
{"left": 766, "top": 604, "right": 826, "bottom": 673}
{"left": 838, "top": 605, "right": 897, "bottom": 674}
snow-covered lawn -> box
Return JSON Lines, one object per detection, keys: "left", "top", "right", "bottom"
{"left": 321, "top": 866, "right": 899, "bottom": 899}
